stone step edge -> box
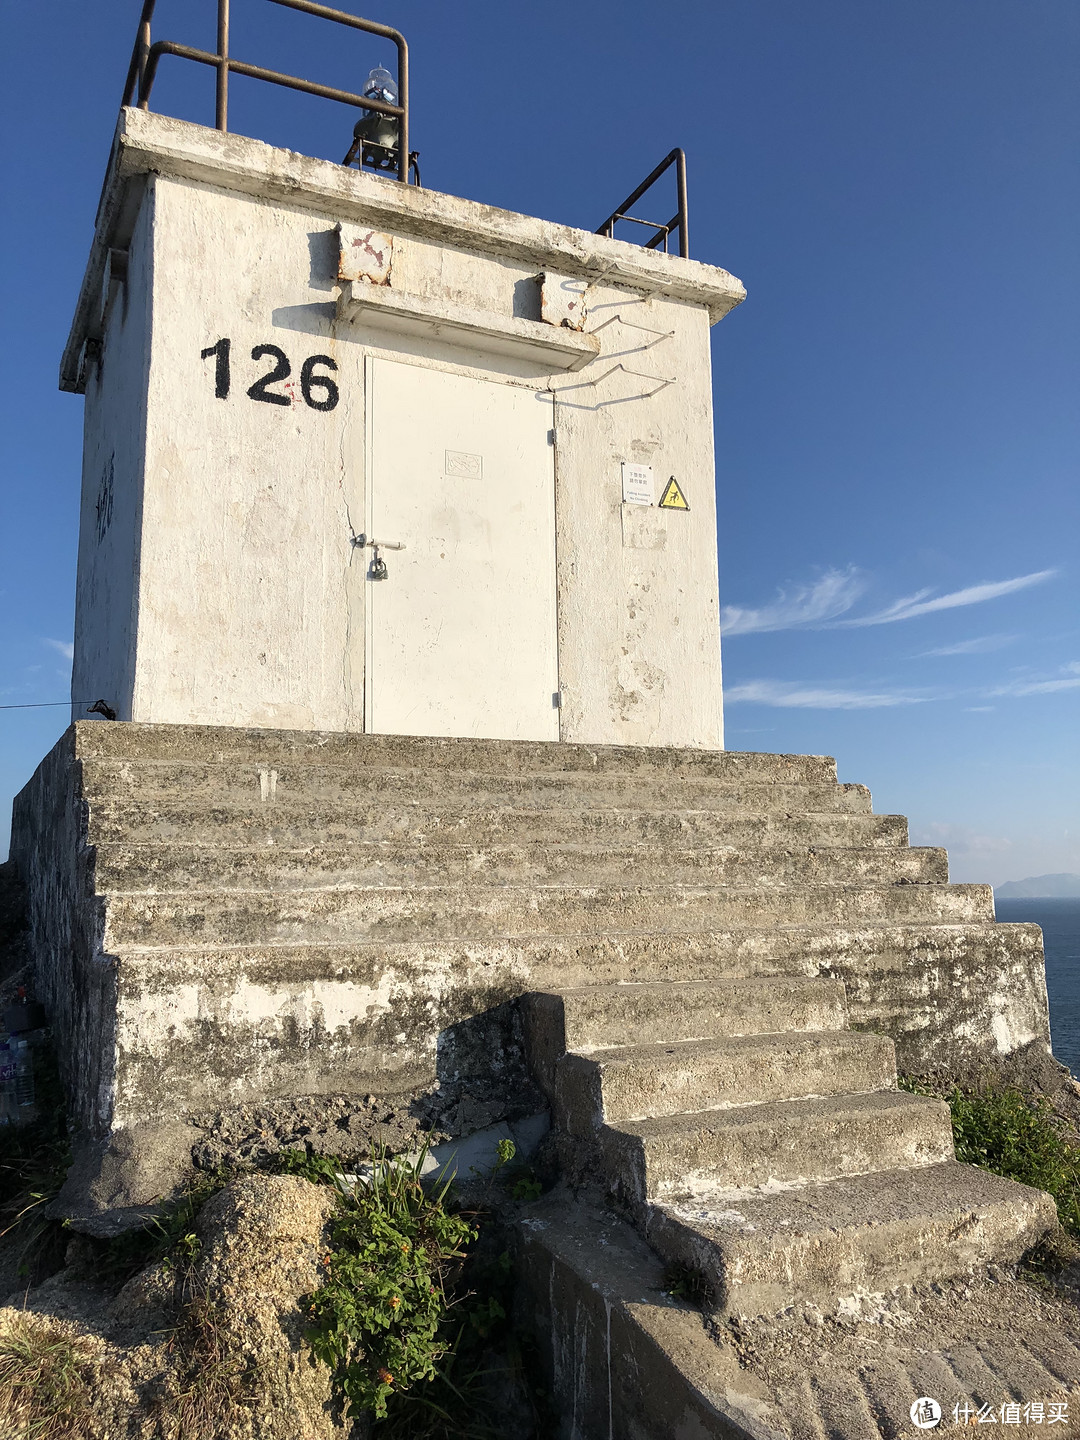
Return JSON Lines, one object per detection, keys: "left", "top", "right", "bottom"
{"left": 97, "top": 918, "right": 1019, "bottom": 957}
{"left": 90, "top": 840, "right": 941, "bottom": 862}
{"left": 73, "top": 720, "right": 836, "bottom": 774}
{"left": 95, "top": 880, "right": 983, "bottom": 900}
{"left": 514, "top": 1196, "right": 788, "bottom": 1440}
{"left": 552, "top": 975, "right": 847, "bottom": 1000}
{"left": 85, "top": 802, "right": 909, "bottom": 833}
{"left": 564, "top": 1028, "right": 884, "bottom": 1067}
{"left": 604, "top": 1086, "right": 945, "bottom": 1138}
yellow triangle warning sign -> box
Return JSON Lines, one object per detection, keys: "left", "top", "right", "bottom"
{"left": 658, "top": 476, "right": 689, "bottom": 510}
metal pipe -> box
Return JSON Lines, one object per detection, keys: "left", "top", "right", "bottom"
{"left": 595, "top": 147, "right": 688, "bottom": 258}
{"left": 122, "top": 0, "right": 158, "bottom": 107}
{"left": 265, "top": 0, "right": 410, "bottom": 183}
{"left": 216, "top": 0, "right": 230, "bottom": 131}
{"left": 595, "top": 149, "right": 680, "bottom": 239}
{"left": 675, "top": 147, "right": 688, "bottom": 258}
{"left": 125, "top": 1, "right": 413, "bottom": 185}
{"left": 141, "top": 42, "right": 395, "bottom": 114}
{"left": 645, "top": 214, "right": 680, "bottom": 252}
{"left": 396, "top": 36, "right": 408, "bottom": 185}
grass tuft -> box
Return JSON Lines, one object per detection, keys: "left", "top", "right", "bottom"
{"left": 0, "top": 1314, "right": 106, "bottom": 1440}
{"left": 151, "top": 1291, "right": 259, "bottom": 1440}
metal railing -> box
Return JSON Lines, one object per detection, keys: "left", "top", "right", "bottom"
{"left": 121, "top": 0, "right": 412, "bottom": 184}
{"left": 596, "top": 148, "right": 688, "bottom": 258}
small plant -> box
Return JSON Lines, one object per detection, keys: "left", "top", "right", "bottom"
{"left": 298, "top": 1147, "right": 477, "bottom": 1421}
{"left": 662, "top": 1260, "right": 716, "bottom": 1309}
{"left": 0, "top": 1313, "right": 106, "bottom": 1440}
{"left": 90, "top": 1166, "right": 235, "bottom": 1291}
{"left": 510, "top": 1173, "right": 543, "bottom": 1203}
{"left": 901, "top": 1077, "right": 1080, "bottom": 1237}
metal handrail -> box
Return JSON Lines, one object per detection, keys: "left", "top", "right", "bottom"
{"left": 121, "top": 0, "right": 411, "bottom": 184}
{"left": 596, "top": 148, "right": 688, "bottom": 259}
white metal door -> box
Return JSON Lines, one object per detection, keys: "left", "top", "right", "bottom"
{"left": 364, "top": 358, "right": 559, "bottom": 740}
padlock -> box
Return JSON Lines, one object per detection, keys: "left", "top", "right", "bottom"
{"left": 370, "top": 551, "right": 388, "bottom": 581}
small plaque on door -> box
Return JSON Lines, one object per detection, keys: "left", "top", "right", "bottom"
{"left": 445, "top": 449, "right": 483, "bottom": 479}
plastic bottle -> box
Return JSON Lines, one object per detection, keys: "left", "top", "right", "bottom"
{"left": 14, "top": 1039, "right": 34, "bottom": 1108}
{"left": 0, "top": 1038, "right": 17, "bottom": 1124}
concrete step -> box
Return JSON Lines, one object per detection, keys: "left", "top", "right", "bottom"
{"left": 90, "top": 840, "right": 948, "bottom": 894}
{"left": 72, "top": 719, "right": 838, "bottom": 784}
{"left": 102, "top": 922, "right": 1033, "bottom": 1001}
{"left": 99, "top": 881, "right": 994, "bottom": 948}
{"left": 79, "top": 758, "right": 872, "bottom": 817}
{"left": 552, "top": 1030, "right": 897, "bottom": 1135}
{"left": 526, "top": 977, "right": 848, "bottom": 1068}
{"left": 599, "top": 1090, "right": 954, "bottom": 1203}
{"left": 86, "top": 799, "right": 910, "bottom": 853}
{"left": 102, "top": 923, "right": 1038, "bottom": 1114}
{"left": 645, "top": 1160, "right": 1057, "bottom": 1319}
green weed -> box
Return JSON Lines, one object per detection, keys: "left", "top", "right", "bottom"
{"left": 901, "top": 1077, "right": 1080, "bottom": 1236}
{"left": 292, "top": 1147, "right": 477, "bottom": 1421}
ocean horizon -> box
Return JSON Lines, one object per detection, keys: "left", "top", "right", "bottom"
{"left": 995, "top": 897, "right": 1080, "bottom": 1080}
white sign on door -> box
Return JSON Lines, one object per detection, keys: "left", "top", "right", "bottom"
{"left": 621, "top": 462, "right": 654, "bottom": 506}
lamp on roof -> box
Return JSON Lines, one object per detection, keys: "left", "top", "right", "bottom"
{"left": 351, "top": 65, "right": 400, "bottom": 172}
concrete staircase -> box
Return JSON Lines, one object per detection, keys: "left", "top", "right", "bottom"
{"left": 524, "top": 976, "right": 1053, "bottom": 1318}
{"left": 13, "top": 722, "right": 1055, "bottom": 1323}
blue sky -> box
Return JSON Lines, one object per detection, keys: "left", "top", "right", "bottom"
{"left": 1, "top": 0, "right": 1077, "bottom": 881}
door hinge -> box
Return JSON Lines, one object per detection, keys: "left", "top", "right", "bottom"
{"left": 547, "top": 429, "right": 556, "bottom": 446}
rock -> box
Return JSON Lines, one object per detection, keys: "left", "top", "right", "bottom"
{"left": 0, "top": 1172, "right": 358, "bottom": 1439}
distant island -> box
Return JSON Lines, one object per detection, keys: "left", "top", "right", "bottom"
{"left": 995, "top": 873, "right": 1080, "bottom": 899}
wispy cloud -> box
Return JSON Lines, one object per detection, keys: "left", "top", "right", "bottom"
{"left": 840, "top": 570, "right": 1055, "bottom": 628}
{"left": 911, "top": 822, "right": 1013, "bottom": 855}
{"left": 725, "top": 679, "right": 926, "bottom": 710}
{"left": 723, "top": 568, "right": 1054, "bottom": 637}
{"left": 920, "top": 634, "right": 1017, "bottom": 657}
{"left": 991, "top": 661, "right": 1080, "bottom": 698}
{"left": 721, "top": 567, "right": 865, "bottom": 636}
{"left": 44, "top": 638, "right": 74, "bottom": 662}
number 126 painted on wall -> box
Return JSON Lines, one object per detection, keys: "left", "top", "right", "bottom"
{"left": 200, "top": 339, "right": 339, "bottom": 411}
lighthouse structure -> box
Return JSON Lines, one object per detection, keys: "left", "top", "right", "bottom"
{"left": 63, "top": 54, "right": 742, "bottom": 752}
{"left": 10, "top": 16, "right": 1060, "bottom": 1426}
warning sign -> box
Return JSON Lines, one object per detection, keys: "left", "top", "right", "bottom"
{"left": 621, "top": 461, "right": 654, "bottom": 506}
{"left": 658, "top": 476, "right": 689, "bottom": 510}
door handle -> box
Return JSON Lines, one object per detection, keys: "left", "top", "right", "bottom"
{"left": 352, "top": 534, "right": 406, "bottom": 551}
{"left": 352, "top": 534, "right": 405, "bottom": 581}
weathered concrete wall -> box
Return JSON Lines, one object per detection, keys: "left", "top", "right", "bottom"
{"left": 515, "top": 1198, "right": 782, "bottom": 1440}
{"left": 8, "top": 734, "right": 115, "bottom": 1136}
{"left": 67, "top": 109, "right": 743, "bottom": 749}
{"left": 70, "top": 180, "right": 155, "bottom": 721}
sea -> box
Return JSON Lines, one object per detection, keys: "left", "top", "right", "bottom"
{"left": 995, "top": 897, "right": 1080, "bottom": 1080}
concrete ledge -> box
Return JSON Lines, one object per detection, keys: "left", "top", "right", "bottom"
{"left": 61, "top": 109, "right": 746, "bottom": 391}
{"left": 515, "top": 1196, "right": 784, "bottom": 1440}
{"left": 338, "top": 280, "right": 601, "bottom": 370}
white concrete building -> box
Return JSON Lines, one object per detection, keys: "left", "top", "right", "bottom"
{"left": 64, "top": 108, "right": 745, "bottom": 748}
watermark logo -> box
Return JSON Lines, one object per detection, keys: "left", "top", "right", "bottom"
{"left": 911, "top": 1398, "right": 943, "bottom": 1429}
